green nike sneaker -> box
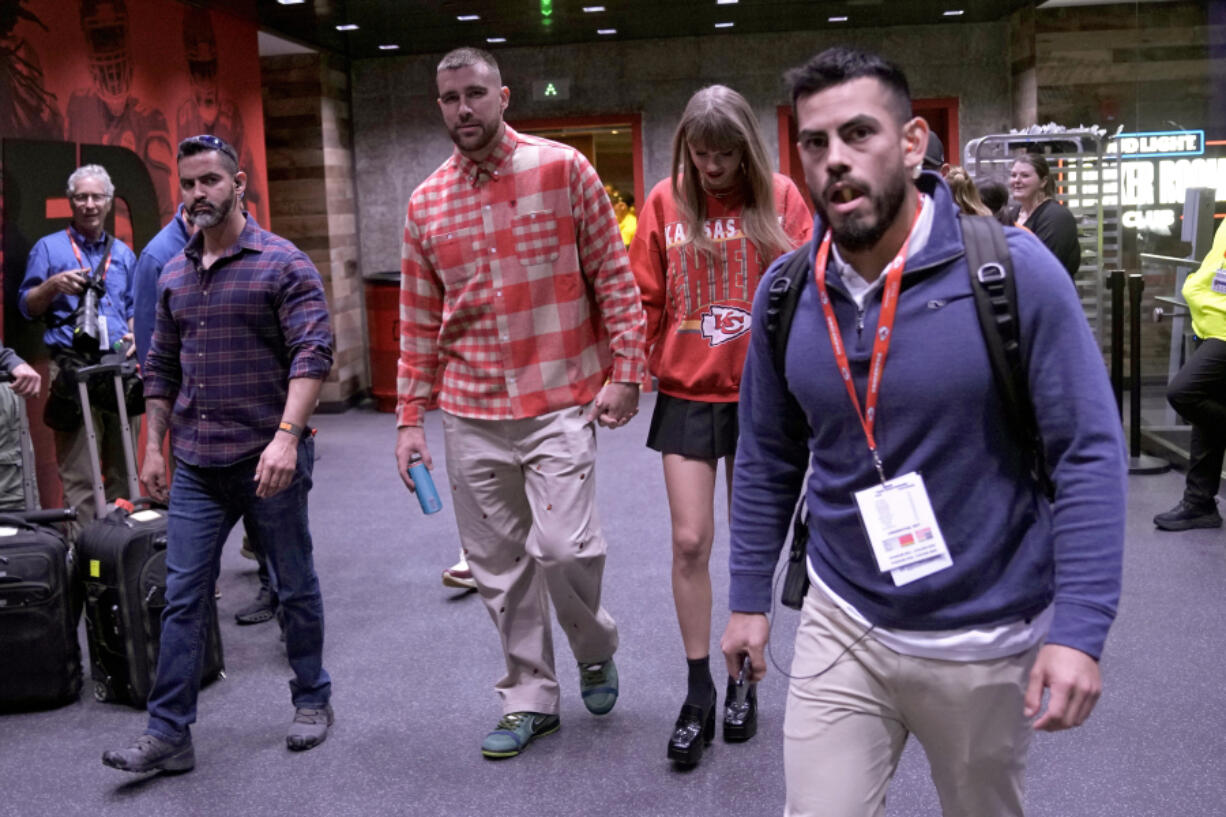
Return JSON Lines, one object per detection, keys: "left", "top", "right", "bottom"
{"left": 480, "top": 712, "right": 561, "bottom": 759}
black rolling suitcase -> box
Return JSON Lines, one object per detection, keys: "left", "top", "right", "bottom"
{"left": 75, "top": 356, "right": 224, "bottom": 707}
{"left": 0, "top": 371, "right": 83, "bottom": 711}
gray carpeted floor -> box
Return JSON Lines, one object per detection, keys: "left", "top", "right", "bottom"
{"left": 2, "top": 393, "right": 1224, "bottom": 817}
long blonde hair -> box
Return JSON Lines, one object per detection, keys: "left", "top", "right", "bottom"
{"left": 670, "top": 85, "right": 793, "bottom": 261}
{"left": 946, "top": 166, "right": 991, "bottom": 217}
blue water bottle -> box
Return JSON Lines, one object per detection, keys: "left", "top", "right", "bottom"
{"left": 408, "top": 454, "right": 442, "bottom": 514}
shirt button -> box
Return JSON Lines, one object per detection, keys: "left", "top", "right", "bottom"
{"left": 199, "top": 320, "right": 205, "bottom": 327}
{"left": 489, "top": 248, "right": 496, "bottom": 254}
{"left": 496, "top": 290, "right": 502, "bottom": 297}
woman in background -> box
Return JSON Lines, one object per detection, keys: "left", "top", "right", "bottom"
{"left": 1010, "top": 154, "right": 1081, "bottom": 276}
{"left": 630, "top": 84, "right": 811, "bottom": 768}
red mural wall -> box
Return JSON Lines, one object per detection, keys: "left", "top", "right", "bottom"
{"left": 2, "top": 0, "right": 268, "bottom": 228}
{"left": 0, "top": 0, "right": 267, "bottom": 507}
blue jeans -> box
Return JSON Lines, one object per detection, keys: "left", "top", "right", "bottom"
{"left": 146, "top": 437, "right": 330, "bottom": 743}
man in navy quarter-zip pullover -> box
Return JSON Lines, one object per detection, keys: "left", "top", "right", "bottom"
{"left": 720, "top": 47, "right": 1126, "bottom": 817}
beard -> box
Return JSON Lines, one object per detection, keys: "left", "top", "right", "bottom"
{"left": 447, "top": 117, "right": 499, "bottom": 154}
{"left": 191, "top": 191, "right": 234, "bottom": 229}
{"left": 811, "top": 167, "right": 909, "bottom": 253}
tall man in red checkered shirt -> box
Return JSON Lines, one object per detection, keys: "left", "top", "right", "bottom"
{"left": 394, "top": 47, "right": 648, "bottom": 760}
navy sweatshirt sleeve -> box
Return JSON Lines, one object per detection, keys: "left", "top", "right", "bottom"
{"left": 727, "top": 249, "right": 811, "bottom": 613}
{"left": 1009, "top": 227, "right": 1126, "bottom": 659}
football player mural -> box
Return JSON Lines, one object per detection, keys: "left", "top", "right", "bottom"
{"left": 65, "top": 0, "right": 174, "bottom": 220}
{"left": 177, "top": 5, "right": 262, "bottom": 215}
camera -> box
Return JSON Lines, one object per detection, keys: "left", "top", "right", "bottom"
{"left": 72, "top": 275, "right": 107, "bottom": 355}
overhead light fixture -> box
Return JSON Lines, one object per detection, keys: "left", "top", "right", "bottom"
{"left": 829, "top": 15, "right": 849, "bottom": 22}
{"left": 717, "top": 0, "right": 739, "bottom": 4}
{"left": 583, "top": 5, "right": 606, "bottom": 11}
{"left": 457, "top": 14, "right": 480, "bottom": 21}
{"left": 943, "top": 9, "right": 965, "bottom": 15}
{"left": 276, "top": 0, "right": 306, "bottom": 5}
{"left": 597, "top": 28, "right": 616, "bottom": 34}
{"left": 610, "top": 129, "right": 619, "bottom": 135}
{"left": 487, "top": 36, "right": 507, "bottom": 43}
{"left": 335, "top": 23, "right": 359, "bottom": 31}
{"left": 714, "top": 21, "right": 734, "bottom": 28}
{"left": 378, "top": 44, "right": 399, "bottom": 50}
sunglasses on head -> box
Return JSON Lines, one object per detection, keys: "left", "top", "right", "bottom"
{"left": 180, "top": 133, "right": 239, "bottom": 165}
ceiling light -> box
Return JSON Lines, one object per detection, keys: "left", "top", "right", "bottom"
{"left": 583, "top": 5, "right": 606, "bottom": 11}
{"left": 335, "top": 23, "right": 359, "bottom": 31}
{"left": 717, "top": 0, "right": 739, "bottom": 4}
{"left": 457, "top": 14, "right": 480, "bottom": 21}
{"left": 610, "top": 129, "right": 619, "bottom": 135}
{"left": 597, "top": 28, "right": 616, "bottom": 34}
{"left": 276, "top": 0, "right": 305, "bottom": 5}
{"left": 714, "top": 21, "right": 734, "bottom": 28}
{"left": 829, "top": 15, "right": 849, "bottom": 22}
{"left": 378, "top": 44, "right": 399, "bottom": 50}
{"left": 943, "top": 9, "right": 964, "bottom": 15}
{"left": 487, "top": 37, "right": 507, "bottom": 43}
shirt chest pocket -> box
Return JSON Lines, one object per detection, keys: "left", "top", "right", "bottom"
{"left": 511, "top": 210, "right": 561, "bottom": 267}
{"left": 426, "top": 230, "right": 479, "bottom": 289}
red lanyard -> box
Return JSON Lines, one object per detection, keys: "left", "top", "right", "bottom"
{"left": 66, "top": 229, "right": 110, "bottom": 282}
{"left": 813, "top": 201, "right": 923, "bottom": 482}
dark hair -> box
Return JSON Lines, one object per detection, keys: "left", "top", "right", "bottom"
{"left": 438, "top": 47, "right": 500, "bottom": 80}
{"left": 621, "top": 192, "right": 634, "bottom": 207}
{"left": 1012, "top": 153, "right": 1055, "bottom": 198}
{"left": 976, "top": 179, "right": 1009, "bottom": 213}
{"left": 178, "top": 134, "right": 239, "bottom": 174}
{"left": 785, "top": 46, "right": 912, "bottom": 124}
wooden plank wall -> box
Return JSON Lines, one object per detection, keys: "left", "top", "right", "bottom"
{"left": 1033, "top": 2, "right": 1222, "bottom": 133}
{"left": 1010, "top": 2, "right": 1224, "bottom": 381}
{"left": 261, "top": 53, "right": 366, "bottom": 409}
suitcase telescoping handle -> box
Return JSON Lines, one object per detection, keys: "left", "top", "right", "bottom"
{"left": 0, "top": 369, "right": 41, "bottom": 511}
{"left": 74, "top": 355, "right": 142, "bottom": 513}
{"left": 0, "top": 509, "right": 77, "bottom": 530}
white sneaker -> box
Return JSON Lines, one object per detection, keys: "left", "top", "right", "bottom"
{"left": 442, "top": 559, "right": 477, "bottom": 590}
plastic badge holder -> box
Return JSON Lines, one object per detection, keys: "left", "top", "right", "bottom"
{"left": 408, "top": 455, "right": 442, "bottom": 515}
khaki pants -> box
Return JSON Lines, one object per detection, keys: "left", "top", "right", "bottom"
{"left": 55, "top": 408, "right": 139, "bottom": 536}
{"left": 443, "top": 405, "right": 618, "bottom": 715}
{"left": 784, "top": 588, "right": 1039, "bottom": 817}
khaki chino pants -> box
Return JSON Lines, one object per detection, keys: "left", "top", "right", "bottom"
{"left": 442, "top": 405, "right": 618, "bottom": 715}
{"left": 784, "top": 588, "right": 1039, "bottom": 817}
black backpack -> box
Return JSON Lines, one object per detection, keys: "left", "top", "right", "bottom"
{"left": 766, "top": 214, "right": 1053, "bottom": 609}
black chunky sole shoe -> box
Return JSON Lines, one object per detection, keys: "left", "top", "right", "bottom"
{"left": 723, "top": 676, "right": 757, "bottom": 742}
{"left": 668, "top": 689, "right": 716, "bottom": 767}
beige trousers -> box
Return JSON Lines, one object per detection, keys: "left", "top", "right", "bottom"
{"left": 56, "top": 409, "right": 139, "bottom": 537}
{"left": 442, "top": 405, "right": 618, "bottom": 715}
{"left": 784, "top": 588, "right": 1039, "bottom": 817}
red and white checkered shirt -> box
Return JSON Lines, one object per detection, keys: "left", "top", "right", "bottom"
{"left": 397, "top": 125, "right": 647, "bottom": 426}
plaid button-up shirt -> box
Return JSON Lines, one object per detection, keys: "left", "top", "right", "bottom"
{"left": 397, "top": 125, "right": 647, "bottom": 426}
{"left": 144, "top": 215, "right": 333, "bottom": 467}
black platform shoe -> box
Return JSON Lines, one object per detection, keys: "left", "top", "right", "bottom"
{"left": 668, "top": 689, "right": 716, "bottom": 767}
{"left": 723, "top": 676, "right": 757, "bottom": 742}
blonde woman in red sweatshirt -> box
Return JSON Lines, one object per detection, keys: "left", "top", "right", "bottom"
{"left": 630, "top": 84, "right": 811, "bottom": 768}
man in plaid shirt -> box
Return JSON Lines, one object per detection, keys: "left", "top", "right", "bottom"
{"left": 103, "top": 134, "right": 334, "bottom": 775}
{"left": 395, "top": 47, "right": 647, "bottom": 759}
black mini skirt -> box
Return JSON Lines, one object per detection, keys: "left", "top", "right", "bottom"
{"left": 646, "top": 392, "right": 740, "bottom": 460}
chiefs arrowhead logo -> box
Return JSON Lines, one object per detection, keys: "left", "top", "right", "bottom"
{"left": 699, "top": 305, "right": 752, "bottom": 347}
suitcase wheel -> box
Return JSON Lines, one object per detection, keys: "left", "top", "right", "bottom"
{"left": 93, "top": 680, "right": 114, "bottom": 702}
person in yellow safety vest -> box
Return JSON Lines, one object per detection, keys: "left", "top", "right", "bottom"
{"left": 1154, "top": 216, "right": 1226, "bottom": 531}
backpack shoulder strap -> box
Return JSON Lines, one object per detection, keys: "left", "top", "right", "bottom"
{"left": 763, "top": 240, "right": 814, "bottom": 441}
{"left": 765, "top": 240, "right": 812, "bottom": 383}
{"left": 960, "top": 214, "right": 1055, "bottom": 500}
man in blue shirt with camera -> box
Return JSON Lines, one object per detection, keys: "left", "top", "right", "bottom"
{"left": 18, "top": 164, "right": 137, "bottom": 528}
